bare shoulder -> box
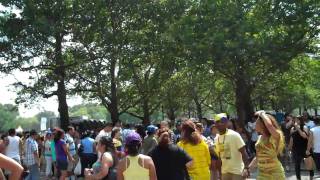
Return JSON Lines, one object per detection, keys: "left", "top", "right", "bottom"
{"left": 139, "top": 154, "right": 151, "bottom": 160}
{"left": 102, "top": 152, "right": 114, "bottom": 164}
{"left": 140, "top": 154, "right": 154, "bottom": 165}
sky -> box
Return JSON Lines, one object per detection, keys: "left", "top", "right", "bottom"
{"left": 0, "top": 72, "right": 83, "bottom": 117}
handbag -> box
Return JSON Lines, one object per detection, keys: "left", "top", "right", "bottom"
{"left": 304, "top": 155, "right": 315, "bottom": 170}
{"left": 74, "top": 160, "right": 81, "bottom": 175}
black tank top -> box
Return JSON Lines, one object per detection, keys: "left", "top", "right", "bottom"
{"left": 292, "top": 127, "right": 308, "bottom": 155}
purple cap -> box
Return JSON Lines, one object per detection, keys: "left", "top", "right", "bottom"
{"left": 125, "top": 132, "right": 142, "bottom": 145}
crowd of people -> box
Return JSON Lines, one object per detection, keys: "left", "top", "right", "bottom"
{"left": 0, "top": 110, "right": 319, "bottom": 180}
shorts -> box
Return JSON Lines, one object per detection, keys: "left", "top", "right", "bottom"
{"left": 222, "top": 173, "right": 243, "bottom": 180}
{"left": 57, "top": 159, "right": 68, "bottom": 171}
{"left": 67, "top": 155, "right": 77, "bottom": 172}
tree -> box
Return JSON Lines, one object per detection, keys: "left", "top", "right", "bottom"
{"left": 172, "top": 0, "right": 320, "bottom": 122}
{"left": 260, "top": 56, "right": 320, "bottom": 114}
{"left": 71, "top": 0, "right": 188, "bottom": 125}
{"left": 0, "top": 104, "right": 19, "bottom": 131}
{"left": 0, "top": 0, "right": 78, "bottom": 130}
{"left": 69, "top": 104, "right": 108, "bottom": 120}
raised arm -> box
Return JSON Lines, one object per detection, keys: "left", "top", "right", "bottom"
{"left": 259, "top": 112, "right": 280, "bottom": 140}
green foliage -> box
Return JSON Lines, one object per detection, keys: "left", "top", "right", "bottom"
{"left": 0, "top": 104, "right": 19, "bottom": 131}
{"left": 0, "top": 104, "right": 55, "bottom": 131}
{"left": 1, "top": 0, "right": 319, "bottom": 126}
{"left": 69, "top": 104, "right": 108, "bottom": 120}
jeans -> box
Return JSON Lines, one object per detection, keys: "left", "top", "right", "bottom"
{"left": 45, "top": 156, "right": 52, "bottom": 176}
{"left": 313, "top": 153, "right": 320, "bottom": 171}
{"left": 26, "top": 164, "right": 40, "bottom": 180}
{"left": 293, "top": 152, "right": 314, "bottom": 179}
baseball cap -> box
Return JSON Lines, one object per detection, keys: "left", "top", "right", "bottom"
{"left": 146, "top": 125, "right": 158, "bottom": 133}
{"left": 214, "top": 113, "right": 228, "bottom": 123}
{"left": 125, "top": 132, "right": 142, "bottom": 145}
{"left": 46, "top": 130, "right": 52, "bottom": 135}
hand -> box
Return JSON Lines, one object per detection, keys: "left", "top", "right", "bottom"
{"left": 256, "top": 110, "right": 265, "bottom": 116}
{"left": 242, "top": 168, "right": 250, "bottom": 178}
{"left": 84, "top": 168, "right": 91, "bottom": 176}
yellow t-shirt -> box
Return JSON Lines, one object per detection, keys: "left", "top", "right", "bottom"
{"left": 214, "top": 129, "right": 245, "bottom": 175}
{"left": 177, "top": 139, "right": 211, "bottom": 180}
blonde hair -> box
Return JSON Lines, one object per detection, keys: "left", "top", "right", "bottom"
{"left": 258, "top": 114, "right": 285, "bottom": 155}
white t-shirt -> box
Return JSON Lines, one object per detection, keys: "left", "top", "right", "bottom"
{"left": 306, "top": 120, "right": 316, "bottom": 129}
{"left": 65, "top": 133, "right": 76, "bottom": 156}
{"left": 95, "top": 130, "right": 111, "bottom": 142}
{"left": 5, "top": 136, "right": 21, "bottom": 161}
{"left": 215, "top": 129, "right": 246, "bottom": 175}
{"left": 311, "top": 126, "right": 320, "bottom": 153}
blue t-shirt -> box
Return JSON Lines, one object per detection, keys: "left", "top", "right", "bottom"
{"left": 55, "top": 140, "right": 67, "bottom": 161}
{"left": 82, "top": 137, "right": 95, "bottom": 154}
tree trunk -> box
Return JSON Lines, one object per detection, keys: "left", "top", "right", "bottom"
{"left": 191, "top": 87, "right": 202, "bottom": 120}
{"left": 195, "top": 101, "right": 203, "bottom": 120}
{"left": 109, "top": 59, "right": 119, "bottom": 124}
{"left": 55, "top": 33, "right": 69, "bottom": 130}
{"left": 142, "top": 98, "right": 150, "bottom": 125}
{"left": 167, "top": 106, "right": 176, "bottom": 125}
{"left": 299, "top": 107, "right": 302, "bottom": 115}
{"left": 219, "top": 97, "right": 224, "bottom": 112}
{"left": 259, "top": 98, "right": 264, "bottom": 110}
{"left": 235, "top": 76, "right": 254, "bottom": 123}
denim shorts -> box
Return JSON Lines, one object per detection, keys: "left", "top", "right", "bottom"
{"left": 57, "top": 159, "right": 68, "bottom": 171}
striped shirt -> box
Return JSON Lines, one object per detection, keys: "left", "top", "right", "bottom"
{"left": 24, "top": 137, "right": 38, "bottom": 166}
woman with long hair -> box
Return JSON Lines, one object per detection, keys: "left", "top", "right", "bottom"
{"left": 84, "top": 136, "right": 117, "bottom": 180}
{"left": 289, "top": 116, "right": 313, "bottom": 180}
{"left": 111, "top": 128, "right": 122, "bottom": 152}
{"left": 54, "top": 129, "right": 74, "bottom": 180}
{"left": 177, "top": 120, "right": 211, "bottom": 180}
{"left": 117, "top": 132, "right": 157, "bottom": 180}
{"left": 44, "top": 131, "right": 53, "bottom": 178}
{"left": 248, "top": 111, "right": 285, "bottom": 180}
{"left": 150, "top": 128, "right": 193, "bottom": 180}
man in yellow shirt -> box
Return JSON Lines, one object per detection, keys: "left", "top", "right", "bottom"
{"left": 214, "top": 113, "right": 250, "bottom": 180}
